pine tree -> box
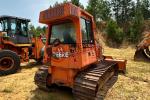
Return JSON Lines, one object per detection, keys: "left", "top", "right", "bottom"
{"left": 86, "top": 0, "right": 99, "bottom": 21}
{"left": 111, "top": 0, "right": 133, "bottom": 25}
{"left": 71, "top": 0, "right": 79, "bottom": 6}
{"left": 71, "top": 0, "right": 84, "bottom": 9}
{"left": 111, "top": 0, "right": 134, "bottom": 33}
{"left": 129, "top": 0, "right": 144, "bottom": 43}
{"left": 121, "top": 0, "right": 133, "bottom": 23}
{"left": 97, "top": 0, "right": 111, "bottom": 21}
{"left": 141, "top": 0, "right": 150, "bottom": 20}
{"left": 111, "top": 0, "right": 121, "bottom": 24}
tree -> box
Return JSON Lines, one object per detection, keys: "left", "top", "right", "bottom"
{"left": 36, "top": 26, "right": 46, "bottom": 37}
{"left": 97, "top": 0, "right": 111, "bottom": 21}
{"left": 86, "top": 0, "right": 99, "bottom": 22}
{"left": 141, "top": 0, "right": 150, "bottom": 20}
{"left": 71, "top": 0, "right": 84, "bottom": 9}
{"left": 110, "top": 0, "right": 135, "bottom": 34}
{"left": 130, "top": 1, "right": 136, "bottom": 19}
{"left": 128, "top": 0, "right": 144, "bottom": 43}
{"left": 29, "top": 24, "right": 46, "bottom": 37}
{"left": 106, "top": 19, "right": 124, "bottom": 46}
{"left": 111, "top": 0, "right": 121, "bottom": 24}
{"left": 42, "top": 26, "right": 46, "bottom": 33}
{"left": 29, "top": 24, "right": 36, "bottom": 37}
{"left": 86, "top": 0, "right": 111, "bottom": 23}
{"left": 111, "top": 0, "right": 133, "bottom": 26}
{"left": 121, "top": 0, "right": 133, "bottom": 23}
{"left": 71, "top": 0, "right": 79, "bottom": 6}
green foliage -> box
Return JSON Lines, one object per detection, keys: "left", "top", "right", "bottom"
{"left": 141, "top": 0, "right": 150, "bottom": 20}
{"left": 97, "top": 0, "right": 111, "bottom": 21}
{"left": 71, "top": 0, "right": 79, "bottom": 6}
{"left": 111, "top": 0, "right": 133, "bottom": 26}
{"left": 29, "top": 24, "right": 46, "bottom": 37}
{"left": 63, "top": 0, "right": 84, "bottom": 9}
{"left": 49, "top": 0, "right": 150, "bottom": 46}
{"left": 106, "top": 20, "right": 124, "bottom": 45}
{"left": 86, "top": 0, "right": 111, "bottom": 22}
{"left": 86, "top": 0, "right": 99, "bottom": 21}
{"left": 71, "top": 0, "right": 84, "bottom": 9}
{"left": 128, "top": 0, "right": 144, "bottom": 43}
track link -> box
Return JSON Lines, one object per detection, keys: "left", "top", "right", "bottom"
{"left": 73, "top": 61, "right": 118, "bottom": 100}
{"left": 34, "top": 66, "right": 50, "bottom": 91}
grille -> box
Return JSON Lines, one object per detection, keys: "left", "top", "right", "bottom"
{"left": 70, "top": 6, "right": 78, "bottom": 16}
{"left": 44, "top": 6, "right": 64, "bottom": 19}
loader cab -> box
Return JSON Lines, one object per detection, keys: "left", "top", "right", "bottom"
{"left": 0, "top": 22, "right": 2, "bottom": 32}
{"left": 0, "top": 16, "right": 31, "bottom": 44}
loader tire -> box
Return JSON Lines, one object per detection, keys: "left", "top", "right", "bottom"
{"left": 0, "top": 50, "right": 20, "bottom": 76}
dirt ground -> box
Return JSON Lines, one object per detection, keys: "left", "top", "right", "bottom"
{"left": 0, "top": 47, "right": 150, "bottom": 100}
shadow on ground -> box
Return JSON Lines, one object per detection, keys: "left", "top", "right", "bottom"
{"left": 21, "top": 60, "right": 42, "bottom": 69}
{"left": 30, "top": 85, "right": 74, "bottom": 100}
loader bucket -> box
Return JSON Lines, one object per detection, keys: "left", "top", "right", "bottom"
{"left": 134, "top": 31, "right": 150, "bottom": 62}
{"left": 134, "top": 47, "right": 150, "bottom": 62}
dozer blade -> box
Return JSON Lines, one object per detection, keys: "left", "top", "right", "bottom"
{"left": 134, "top": 48, "right": 150, "bottom": 62}
{"left": 104, "top": 56, "right": 127, "bottom": 73}
{"left": 73, "top": 60, "right": 118, "bottom": 100}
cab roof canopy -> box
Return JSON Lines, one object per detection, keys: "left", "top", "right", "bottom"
{"left": 0, "top": 15, "right": 30, "bottom": 22}
{"left": 39, "top": 3, "right": 93, "bottom": 24}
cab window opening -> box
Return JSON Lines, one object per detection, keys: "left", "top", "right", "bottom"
{"left": 0, "top": 19, "right": 8, "bottom": 32}
{"left": 0, "top": 22, "right": 2, "bottom": 31}
{"left": 10, "top": 19, "right": 16, "bottom": 35}
{"left": 49, "top": 21, "right": 76, "bottom": 45}
{"left": 15, "top": 19, "right": 28, "bottom": 37}
{"left": 80, "top": 17, "right": 94, "bottom": 44}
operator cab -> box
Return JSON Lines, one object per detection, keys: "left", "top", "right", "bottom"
{"left": 40, "top": 3, "right": 97, "bottom": 68}
{"left": 50, "top": 20, "right": 76, "bottom": 46}
{"left": 50, "top": 18, "right": 94, "bottom": 45}
{"left": 0, "top": 15, "right": 31, "bottom": 44}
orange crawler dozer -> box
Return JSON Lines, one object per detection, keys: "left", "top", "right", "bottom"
{"left": 34, "top": 3, "right": 127, "bottom": 100}
{"left": 0, "top": 16, "right": 45, "bottom": 75}
{"left": 134, "top": 32, "right": 150, "bottom": 62}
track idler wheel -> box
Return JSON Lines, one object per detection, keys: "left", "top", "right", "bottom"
{"left": 0, "top": 50, "right": 20, "bottom": 76}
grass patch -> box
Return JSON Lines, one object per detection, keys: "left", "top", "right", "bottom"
{"left": 126, "top": 75, "right": 149, "bottom": 83}
{"left": 0, "top": 47, "right": 150, "bottom": 100}
{"left": 104, "top": 47, "right": 150, "bottom": 100}
{"left": 2, "top": 87, "right": 13, "bottom": 93}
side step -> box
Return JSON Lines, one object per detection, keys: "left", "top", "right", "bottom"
{"left": 73, "top": 61, "right": 118, "bottom": 100}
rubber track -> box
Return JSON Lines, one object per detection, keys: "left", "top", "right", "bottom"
{"left": 73, "top": 60, "right": 118, "bottom": 100}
